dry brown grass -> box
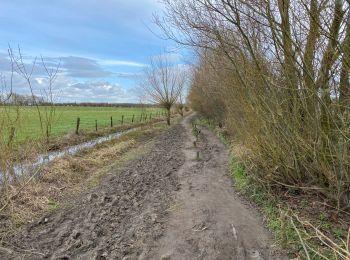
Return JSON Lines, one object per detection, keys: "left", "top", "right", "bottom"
{"left": 0, "top": 139, "right": 134, "bottom": 234}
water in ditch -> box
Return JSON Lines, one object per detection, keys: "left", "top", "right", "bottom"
{"left": 2, "top": 127, "right": 138, "bottom": 181}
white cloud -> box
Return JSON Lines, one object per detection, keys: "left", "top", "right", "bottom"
{"left": 58, "top": 80, "right": 136, "bottom": 103}
{"left": 35, "top": 77, "right": 44, "bottom": 85}
{"left": 0, "top": 68, "right": 137, "bottom": 103}
{"left": 99, "top": 59, "right": 145, "bottom": 67}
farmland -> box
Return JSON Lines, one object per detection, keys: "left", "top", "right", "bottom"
{"left": 0, "top": 106, "right": 163, "bottom": 142}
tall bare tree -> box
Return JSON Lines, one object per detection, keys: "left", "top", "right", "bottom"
{"left": 141, "top": 54, "right": 186, "bottom": 125}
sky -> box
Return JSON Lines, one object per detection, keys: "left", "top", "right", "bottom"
{"left": 0, "top": 0, "right": 184, "bottom": 103}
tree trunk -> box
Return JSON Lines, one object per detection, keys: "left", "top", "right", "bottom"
{"left": 166, "top": 108, "right": 171, "bottom": 125}
{"left": 339, "top": 14, "right": 350, "bottom": 107}
{"left": 316, "top": 0, "right": 344, "bottom": 142}
{"left": 303, "top": 0, "right": 320, "bottom": 92}
{"left": 277, "top": 0, "right": 299, "bottom": 117}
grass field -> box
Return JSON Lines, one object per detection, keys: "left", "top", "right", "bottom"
{"left": 1, "top": 106, "right": 164, "bottom": 142}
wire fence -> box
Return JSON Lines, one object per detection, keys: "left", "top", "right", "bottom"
{"left": 74, "top": 110, "right": 169, "bottom": 134}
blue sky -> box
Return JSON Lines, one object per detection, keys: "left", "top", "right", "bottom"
{"left": 0, "top": 0, "right": 183, "bottom": 103}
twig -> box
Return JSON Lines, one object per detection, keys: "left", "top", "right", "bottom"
{"left": 347, "top": 228, "right": 350, "bottom": 252}
{"left": 294, "top": 214, "right": 350, "bottom": 259}
{"left": 193, "top": 226, "right": 208, "bottom": 232}
{"left": 314, "top": 201, "right": 350, "bottom": 217}
{"left": 290, "top": 216, "right": 311, "bottom": 260}
{"left": 231, "top": 224, "right": 238, "bottom": 240}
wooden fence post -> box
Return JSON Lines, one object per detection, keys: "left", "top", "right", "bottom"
{"left": 76, "top": 117, "right": 80, "bottom": 135}
{"left": 95, "top": 120, "right": 98, "bottom": 131}
{"left": 150, "top": 113, "right": 152, "bottom": 120}
{"left": 110, "top": 116, "right": 113, "bottom": 127}
{"left": 121, "top": 115, "right": 124, "bottom": 125}
{"left": 132, "top": 114, "right": 134, "bottom": 123}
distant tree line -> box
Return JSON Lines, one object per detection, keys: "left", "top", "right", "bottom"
{"left": 0, "top": 92, "right": 159, "bottom": 108}
{"left": 0, "top": 93, "right": 45, "bottom": 106}
{"left": 54, "top": 102, "right": 160, "bottom": 108}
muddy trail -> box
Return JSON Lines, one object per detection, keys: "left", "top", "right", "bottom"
{"left": 1, "top": 114, "right": 286, "bottom": 259}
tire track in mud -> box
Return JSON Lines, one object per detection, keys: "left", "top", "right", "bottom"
{"left": 2, "top": 124, "right": 186, "bottom": 259}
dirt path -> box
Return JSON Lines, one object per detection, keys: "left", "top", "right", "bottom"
{"left": 2, "top": 114, "right": 286, "bottom": 259}
{"left": 147, "top": 115, "right": 287, "bottom": 260}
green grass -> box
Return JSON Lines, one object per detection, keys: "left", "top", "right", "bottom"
{"left": 1, "top": 106, "right": 164, "bottom": 142}
{"left": 47, "top": 200, "right": 60, "bottom": 211}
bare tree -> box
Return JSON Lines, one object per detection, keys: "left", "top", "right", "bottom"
{"left": 9, "top": 46, "right": 60, "bottom": 143}
{"left": 141, "top": 54, "right": 187, "bottom": 125}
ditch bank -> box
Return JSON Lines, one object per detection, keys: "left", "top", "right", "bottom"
{"left": 3, "top": 127, "right": 140, "bottom": 179}
{"left": 5, "top": 117, "right": 167, "bottom": 179}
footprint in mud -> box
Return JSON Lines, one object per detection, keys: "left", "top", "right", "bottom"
{"left": 101, "top": 195, "right": 114, "bottom": 205}
{"left": 187, "top": 180, "right": 193, "bottom": 190}
{"left": 88, "top": 193, "right": 98, "bottom": 202}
